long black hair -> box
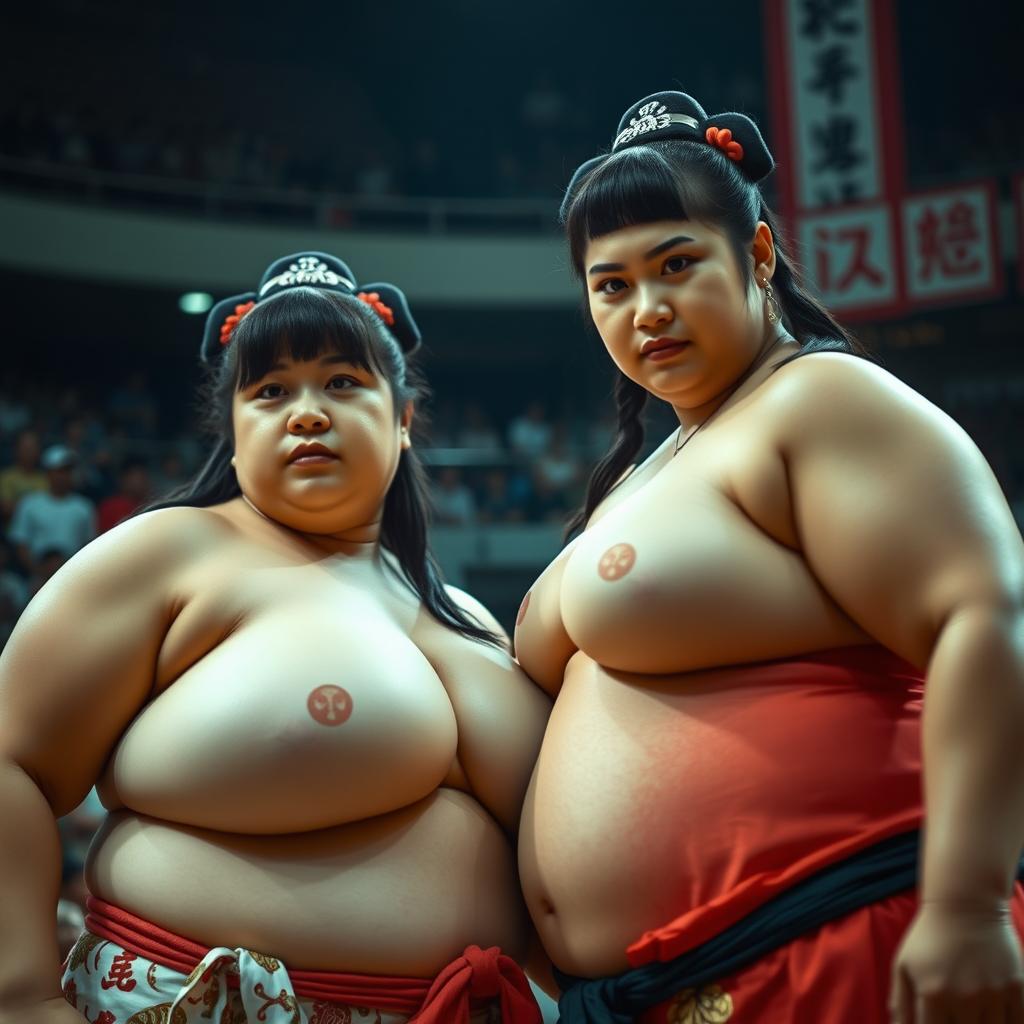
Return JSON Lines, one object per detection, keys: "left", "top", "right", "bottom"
{"left": 563, "top": 139, "right": 873, "bottom": 538}
{"left": 149, "top": 286, "right": 501, "bottom": 647}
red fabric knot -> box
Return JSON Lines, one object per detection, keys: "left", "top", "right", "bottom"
{"left": 356, "top": 291, "right": 395, "bottom": 326}
{"left": 464, "top": 945, "right": 501, "bottom": 999}
{"left": 220, "top": 301, "right": 256, "bottom": 347}
{"left": 705, "top": 126, "right": 744, "bottom": 163}
{"left": 409, "top": 943, "right": 541, "bottom": 1023}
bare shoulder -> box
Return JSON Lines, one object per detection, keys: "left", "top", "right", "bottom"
{"left": 1, "top": 505, "right": 237, "bottom": 813}
{"left": 43, "top": 506, "right": 229, "bottom": 595}
{"left": 763, "top": 351, "right": 939, "bottom": 427}
{"left": 10, "top": 503, "right": 234, "bottom": 679}
{"left": 754, "top": 351, "right": 1022, "bottom": 661}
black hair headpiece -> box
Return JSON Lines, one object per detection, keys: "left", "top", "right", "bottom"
{"left": 560, "top": 90, "right": 775, "bottom": 221}
{"left": 200, "top": 251, "right": 422, "bottom": 363}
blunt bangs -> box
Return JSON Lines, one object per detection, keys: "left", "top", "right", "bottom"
{"left": 566, "top": 141, "right": 761, "bottom": 276}
{"left": 228, "top": 287, "right": 385, "bottom": 391}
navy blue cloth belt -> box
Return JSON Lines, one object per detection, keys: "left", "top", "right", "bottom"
{"left": 553, "top": 830, "right": 946, "bottom": 1023}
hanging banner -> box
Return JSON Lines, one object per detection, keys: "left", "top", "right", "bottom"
{"left": 901, "top": 181, "right": 1002, "bottom": 308}
{"left": 766, "top": 0, "right": 905, "bottom": 215}
{"left": 797, "top": 201, "right": 900, "bottom": 314}
{"left": 767, "top": 2, "right": 1006, "bottom": 318}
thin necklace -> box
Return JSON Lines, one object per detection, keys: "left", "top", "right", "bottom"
{"left": 241, "top": 492, "right": 276, "bottom": 524}
{"left": 672, "top": 334, "right": 788, "bottom": 457}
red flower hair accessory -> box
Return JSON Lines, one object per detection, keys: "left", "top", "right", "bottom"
{"left": 705, "top": 126, "right": 744, "bottom": 163}
{"left": 219, "top": 300, "right": 256, "bottom": 347}
{"left": 357, "top": 291, "right": 395, "bottom": 326}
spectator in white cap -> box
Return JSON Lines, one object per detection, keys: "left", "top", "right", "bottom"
{"left": 7, "top": 445, "right": 96, "bottom": 574}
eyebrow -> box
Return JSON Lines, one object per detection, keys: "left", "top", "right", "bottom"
{"left": 587, "top": 235, "right": 696, "bottom": 275}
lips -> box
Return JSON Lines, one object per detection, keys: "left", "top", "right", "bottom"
{"left": 287, "top": 442, "right": 337, "bottom": 464}
{"left": 641, "top": 337, "right": 691, "bottom": 357}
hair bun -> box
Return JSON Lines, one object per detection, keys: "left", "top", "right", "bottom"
{"left": 355, "top": 282, "right": 421, "bottom": 354}
{"left": 200, "top": 251, "right": 421, "bottom": 363}
{"left": 610, "top": 91, "right": 773, "bottom": 182}
{"left": 699, "top": 111, "right": 774, "bottom": 183}
{"left": 560, "top": 90, "right": 774, "bottom": 215}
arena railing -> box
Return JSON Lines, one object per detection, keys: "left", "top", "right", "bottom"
{"left": 0, "top": 155, "right": 560, "bottom": 235}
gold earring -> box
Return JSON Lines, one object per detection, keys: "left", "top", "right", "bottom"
{"left": 763, "top": 279, "right": 778, "bottom": 324}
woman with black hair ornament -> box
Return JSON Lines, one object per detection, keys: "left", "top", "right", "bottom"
{"left": 514, "top": 94, "right": 1024, "bottom": 1023}
{"left": 0, "top": 252, "right": 549, "bottom": 1024}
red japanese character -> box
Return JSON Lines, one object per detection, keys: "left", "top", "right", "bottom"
{"left": 916, "top": 201, "right": 981, "bottom": 279}
{"left": 814, "top": 224, "right": 885, "bottom": 293}
{"left": 101, "top": 951, "right": 138, "bottom": 992}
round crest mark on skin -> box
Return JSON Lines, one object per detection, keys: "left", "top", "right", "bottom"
{"left": 306, "top": 685, "right": 354, "bottom": 727}
{"left": 516, "top": 590, "right": 531, "bottom": 627}
{"left": 597, "top": 543, "right": 637, "bottom": 581}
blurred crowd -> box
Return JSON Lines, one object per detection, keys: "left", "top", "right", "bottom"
{"left": 0, "top": 69, "right": 602, "bottom": 205}
{"left": 3, "top": 64, "right": 1019, "bottom": 213}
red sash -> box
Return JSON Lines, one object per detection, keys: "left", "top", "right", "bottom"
{"left": 85, "top": 897, "right": 540, "bottom": 1022}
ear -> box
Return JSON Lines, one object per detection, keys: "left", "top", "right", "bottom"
{"left": 399, "top": 401, "right": 414, "bottom": 449}
{"left": 751, "top": 221, "right": 776, "bottom": 284}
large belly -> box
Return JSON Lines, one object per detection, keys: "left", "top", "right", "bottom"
{"left": 101, "top": 611, "right": 457, "bottom": 833}
{"left": 519, "top": 651, "right": 922, "bottom": 975}
{"left": 86, "top": 790, "right": 530, "bottom": 976}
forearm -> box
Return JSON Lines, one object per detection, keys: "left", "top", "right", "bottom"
{"left": 921, "top": 604, "right": 1024, "bottom": 905}
{"left": 0, "top": 759, "right": 64, "bottom": 1010}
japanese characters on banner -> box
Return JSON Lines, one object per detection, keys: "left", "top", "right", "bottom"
{"left": 785, "top": 0, "right": 885, "bottom": 209}
{"left": 902, "top": 183, "right": 1002, "bottom": 306}
{"left": 797, "top": 203, "right": 898, "bottom": 313}
{"left": 765, "top": 0, "right": 1003, "bottom": 318}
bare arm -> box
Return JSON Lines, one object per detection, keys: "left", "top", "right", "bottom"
{"left": 0, "top": 510, "right": 196, "bottom": 1018}
{"left": 773, "top": 354, "right": 1024, "bottom": 1015}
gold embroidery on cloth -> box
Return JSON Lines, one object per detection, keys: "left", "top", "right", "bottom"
{"left": 125, "top": 1004, "right": 187, "bottom": 1024}
{"left": 246, "top": 949, "right": 283, "bottom": 972}
{"left": 667, "top": 984, "right": 734, "bottom": 1023}
{"left": 67, "top": 933, "right": 103, "bottom": 973}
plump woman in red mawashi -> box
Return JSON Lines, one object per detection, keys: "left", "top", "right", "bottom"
{"left": 0, "top": 252, "right": 550, "bottom": 1024}
{"left": 515, "top": 91, "right": 1024, "bottom": 1023}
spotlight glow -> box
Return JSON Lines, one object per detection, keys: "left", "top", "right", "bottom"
{"left": 179, "top": 292, "right": 214, "bottom": 314}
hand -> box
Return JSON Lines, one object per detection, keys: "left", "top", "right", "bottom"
{"left": 890, "top": 901, "right": 1024, "bottom": 1023}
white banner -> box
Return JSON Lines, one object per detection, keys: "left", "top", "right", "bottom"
{"left": 902, "top": 184, "right": 1000, "bottom": 303}
{"left": 784, "top": 0, "right": 884, "bottom": 210}
{"left": 797, "top": 203, "right": 898, "bottom": 313}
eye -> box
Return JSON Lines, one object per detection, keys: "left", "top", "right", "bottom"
{"left": 326, "top": 375, "right": 358, "bottom": 390}
{"left": 597, "top": 278, "right": 628, "bottom": 296}
{"left": 663, "top": 255, "right": 693, "bottom": 274}
{"left": 256, "top": 382, "right": 286, "bottom": 399}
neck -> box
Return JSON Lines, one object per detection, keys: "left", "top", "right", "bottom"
{"left": 672, "top": 328, "right": 797, "bottom": 433}
{"left": 238, "top": 493, "right": 382, "bottom": 561}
